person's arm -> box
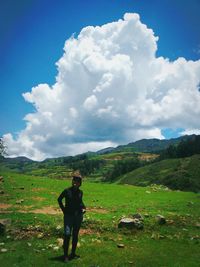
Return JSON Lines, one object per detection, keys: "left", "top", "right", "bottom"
{"left": 57, "top": 190, "right": 66, "bottom": 213}
{"left": 80, "top": 191, "right": 86, "bottom": 213}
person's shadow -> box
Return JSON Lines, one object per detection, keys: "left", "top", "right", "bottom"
{"left": 49, "top": 255, "right": 64, "bottom": 262}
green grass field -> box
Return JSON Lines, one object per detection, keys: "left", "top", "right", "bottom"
{"left": 0, "top": 171, "right": 200, "bottom": 266}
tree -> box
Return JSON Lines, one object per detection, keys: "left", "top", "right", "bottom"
{"left": 0, "top": 137, "right": 7, "bottom": 156}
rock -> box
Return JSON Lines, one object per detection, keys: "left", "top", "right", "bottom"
{"left": 16, "top": 199, "right": 24, "bottom": 204}
{"left": 145, "top": 191, "right": 151, "bottom": 194}
{"left": 37, "top": 233, "right": 44, "bottom": 239}
{"left": 156, "top": 215, "right": 166, "bottom": 225}
{"left": 1, "top": 248, "right": 7, "bottom": 253}
{"left": 0, "top": 190, "right": 4, "bottom": 194}
{"left": 0, "top": 176, "right": 4, "bottom": 182}
{"left": 132, "top": 213, "right": 144, "bottom": 221}
{"left": 56, "top": 225, "right": 62, "bottom": 230}
{"left": 118, "top": 217, "right": 144, "bottom": 230}
{"left": 0, "top": 243, "right": 5, "bottom": 246}
{"left": 195, "top": 223, "right": 200, "bottom": 228}
{"left": 53, "top": 246, "right": 59, "bottom": 251}
{"left": 117, "top": 243, "right": 125, "bottom": 248}
{"left": 0, "top": 219, "right": 11, "bottom": 235}
{"left": 27, "top": 242, "right": 32, "bottom": 247}
{"left": 57, "top": 238, "right": 63, "bottom": 247}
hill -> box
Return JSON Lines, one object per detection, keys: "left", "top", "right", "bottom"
{"left": 118, "top": 154, "right": 200, "bottom": 192}
{"left": 1, "top": 135, "right": 199, "bottom": 192}
{"left": 111, "top": 134, "right": 197, "bottom": 153}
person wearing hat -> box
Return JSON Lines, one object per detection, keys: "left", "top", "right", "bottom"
{"left": 58, "top": 173, "right": 86, "bottom": 262}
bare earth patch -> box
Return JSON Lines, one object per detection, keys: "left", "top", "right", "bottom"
{"left": 31, "top": 187, "right": 46, "bottom": 192}
{"left": 32, "top": 196, "right": 46, "bottom": 201}
{"left": 30, "top": 206, "right": 61, "bottom": 215}
{"left": 0, "top": 203, "right": 12, "bottom": 209}
{"left": 79, "top": 228, "right": 97, "bottom": 235}
{"left": 87, "top": 207, "right": 109, "bottom": 214}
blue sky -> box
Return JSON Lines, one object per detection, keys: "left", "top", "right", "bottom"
{"left": 1, "top": 0, "right": 200, "bottom": 160}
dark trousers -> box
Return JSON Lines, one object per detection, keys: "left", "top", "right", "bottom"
{"left": 63, "top": 212, "right": 83, "bottom": 257}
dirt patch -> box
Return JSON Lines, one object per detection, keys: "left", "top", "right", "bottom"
{"left": 138, "top": 153, "right": 159, "bottom": 161}
{"left": 87, "top": 207, "right": 109, "bottom": 214}
{"left": 0, "top": 203, "right": 12, "bottom": 209}
{"left": 79, "top": 228, "right": 97, "bottom": 235}
{"left": 31, "top": 187, "right": 46, "bottom": 192}
{"left": 32, "top": 196, "right": 45, "bottom": 201}
{"left": 30, "top": 206, "right": 61, "bottom": 215}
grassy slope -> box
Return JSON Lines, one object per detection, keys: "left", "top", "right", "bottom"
{"left": 118, "top": 155, "right": 200, "bottom": 192}
{"left": 0, "top": 171, "right": 200, "bottom": 266}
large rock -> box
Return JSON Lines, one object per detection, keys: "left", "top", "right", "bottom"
{"left": 132, "top": 213, "right": 144, "bottom": 221}
{"left": 0, "top": 219, "right": 11, "bottom": 235}
{"left": 118, "top": 217, "right": 144, "bottom": 230}
{"left": 156, "top": 215, "right": 166, "bottom": 225}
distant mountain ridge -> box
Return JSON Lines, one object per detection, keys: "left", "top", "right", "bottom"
{"left": 1, "top": 135, "right": 198, "bottom": 163}
{"left": 97, "top": 134, "right": 197, "bottom": 154}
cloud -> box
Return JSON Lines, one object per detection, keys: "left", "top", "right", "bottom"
{"left": 3, "top": 13, "right": 200, "bottom": 160}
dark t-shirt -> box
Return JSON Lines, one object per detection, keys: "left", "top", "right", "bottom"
{"left": 58, "top": 186, "right": 85, "bottom": 215}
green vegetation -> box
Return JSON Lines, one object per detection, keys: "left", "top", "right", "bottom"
{"left": 119, "top": 154, "right": 200, "bottom": 192}
{"left": 160, "top": 135, "right": 200, "bottom": 159}
{"left": 1, "top": 135, "right": 200, "bottom": 192}
{"left": 0, "top": 171, "right": 200, "bottom": 266}
{"left": 105, "top": 157, "right": 141, "bottom": 181}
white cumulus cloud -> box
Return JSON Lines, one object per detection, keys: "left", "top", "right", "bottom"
{"left": 3, "top": 13, "right": 200, "bottom": 160}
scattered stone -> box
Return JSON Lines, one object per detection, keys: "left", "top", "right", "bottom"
{"left": 190, "top": 235, "right": 200, "bottom": 240}
{"left": 57, "top": 238, "right": 63, "bottom": 247}
{"left": 195, "top": 223, "right": 200, "bottom": 228}
{"left": 56, "top": 225, "right": 62, "bottom": 230}
{"left": 16, "top": 199, "right": 24, "bottom": 204}
{"left": 117, "top": 243, "right": 125, "bottom": 248}
{"left": 118, "top": 217, "right": 144, "bottom": 230}
{"left": 0, "top": 219, "right": 11, "bottom": 235}
{"left": 166, "top": 219, "right": 174, "bottom": 225}
{"left": 1, "top": 248, "right": 7, "bottom": 253}
{"left": 132, "top": 213, "right": 144, "bottom": 221}
{"left": 156, "top": 215, "right": 166, "bottom": 225}
{"left": 151, "top": 233, "right": 165, "bottom": 240}
{"left": 37, "top": 233, "right": 44, "bottom": 239}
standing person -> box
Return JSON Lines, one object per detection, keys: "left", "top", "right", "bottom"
{"left": 58, "top": 173, "right": 86, "bottom": 263}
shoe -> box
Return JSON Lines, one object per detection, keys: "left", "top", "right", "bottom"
{"left": 64, "top": 256, "right": 69, "bottom": 263}
{"left": 69, "top": 253, "right": 80, "bottom": 260}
